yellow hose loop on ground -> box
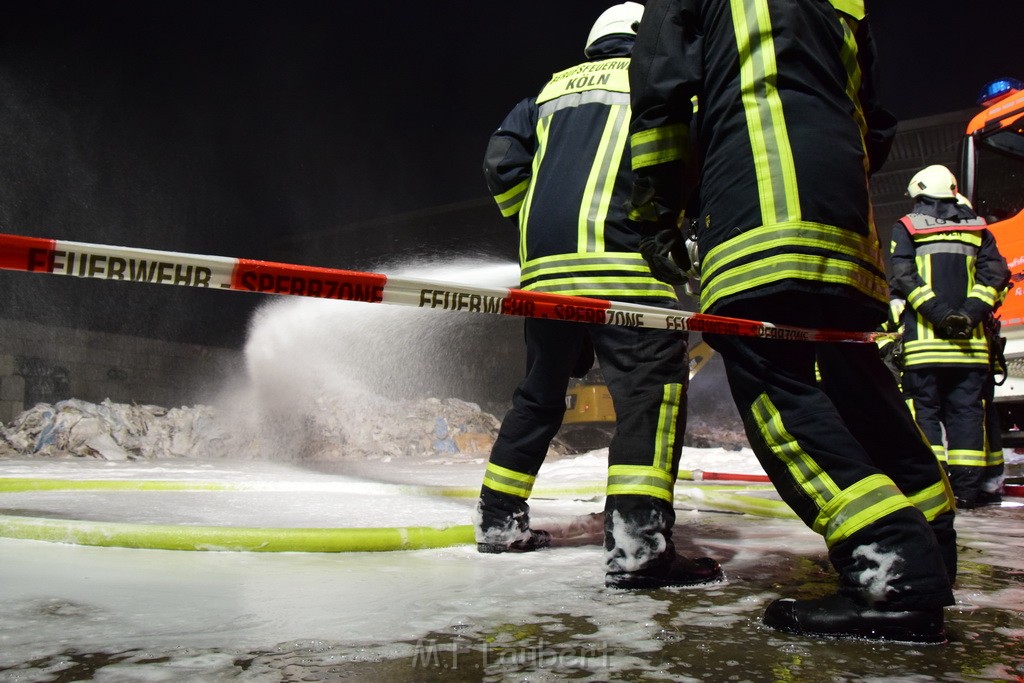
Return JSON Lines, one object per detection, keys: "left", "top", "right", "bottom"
{"left": 0, "top": 478, "right": 233, "bottom": 493}
{"left": 0, "top": 477, "right": 793, "bottom": 552}
{"left": 0, "top": 514, "right": 476, "bottom": 552}
{"left": 0, "top": 477, "right": 776, "bottom": 496}
{"left": 674, "top": 488, "right": 797, "bottom": 519}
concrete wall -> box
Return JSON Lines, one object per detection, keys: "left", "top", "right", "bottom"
{"left": 0, "top": 318, "right": 243, "bottom": 424}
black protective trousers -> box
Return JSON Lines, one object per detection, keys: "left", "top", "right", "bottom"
{"left": 983, "top": 370, "right": 1006, "bottom": 489}
{"left": 902, "top": 366, "right": 988, "bottom": 504}
{"left": 705, "top": 294, "right": 955, "bottom": 610}
{"left": 477, "top": 310, "right": 689, "bottom": 573}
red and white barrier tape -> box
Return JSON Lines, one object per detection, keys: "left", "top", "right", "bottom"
{"left": 687, "top": 469, "right": 771, "bottom": 483}
{"left": 0, "top": 232, "right": 884, "bottom": 342}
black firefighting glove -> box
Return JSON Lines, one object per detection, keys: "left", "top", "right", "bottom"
{"left": 639, "top": 229, "right": 691, "bottom": 286}
{"left": 937, "top": 311, "right": 974, "bottom": 340}
{"left": 959, "top": 298, "right": 990, "bottom": 329}
{"left": 916, "top": 296, "right": 955, "bottom": 327}
{"left": 625, "top": 175, "right": 681, "bottom": 229}
{"left": 625, "top": 177, "right": 661, "bottom": 225}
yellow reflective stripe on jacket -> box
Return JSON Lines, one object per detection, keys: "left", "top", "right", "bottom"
{"left": 629, "top": 124, "right": 688, "bottom": 170}
{"left": 904, "top": 339, "right": 989, "bottom": 353}
{"left": 538, "top": 90, "right": 631, "bottom": 118}
{"left": 522, "top": 251, "right": 655, "bottom": 275}
{"left": 494, "top": 179, "right": 530, "bottom": 218}
{"left": 911, "top": 231, "right": 983, "bottom": 247}
{"left": 828, "top": 0, "right": 865, "bottom": 20}
{"left": 906, "top": 480, "right": 954, "bottom": 523}
{"left": 906, "top": 284, "right": 937, "bottom": 310}
{"left": 903, "top": 354, "right": 990, "bottom": 367}
{"left": 915, "top": 247, "right": 932, "bottom": 289}
{"left": 730, "top": 0, "right": 800, "bottom": 226}
{"left": 837, "top": 14, "right": 871, "bottom": 181}
{"left": 703, "top": 221, "right": 884, "bottom": 281}
{"left": 520, "top": 116, "right": 552, "bottom": 263}
{"left": 520, "top": 252, "right": 678, "bottom": 299}
{"left": 751, "top": 393, "right": 839, "bottom": 509}
{"left": 655, "top": 383, "right": 684, "bottom": 471}
{"left": 814, "top": 474, "right": 913, "bottom": 548}
{"left": 700, "top": 221, "right": 887, "bottom": 311}
{"left": 607, "top": 465, "right": 675, "bottom": 502}
{"left": 904, "top": 354, "right": 991, "bottom": 367}
{"left": 523, "top": 277, "right": 676, "bottom": 298}
{"left": 969, "top": 283, "right": 1000, "bottom": 306}
{"left": 903, "top": 338, "right": 990, "bottom": 367}
{"left": 580, "top": 104, "right": 630, "bottom": 252}
{"left": 482, "top": 462, "right": 537, "bottom": 499}
{"left": 702, "top": 253, "right": 886, "bottom": 311}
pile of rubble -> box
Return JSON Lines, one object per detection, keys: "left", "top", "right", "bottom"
{"left": 296, "top": 395, "right": 510, "bottom": 462}
{"left": 0, "top": 395, "right": 744, "bottom": 462}
{"left": 0, "top": 399, "right": 231, "bottom": 460}
{"left": 685, "top": 418, "right": 749, "bottom": 451}
{"left": 0, "top": 397, "right": 537, "bottom": 463}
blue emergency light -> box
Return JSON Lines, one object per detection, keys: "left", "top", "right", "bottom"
{"left": 978, "top": 77, "right": 1024, "bottom": 107}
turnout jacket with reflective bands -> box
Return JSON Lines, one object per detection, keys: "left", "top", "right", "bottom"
{"left": 483, "top": 37, "right": 677, "bottom": 302}
{"left": 890, "top": 199, "right": 1010, "bottom": 369}
{"left": 627, "top": 0, "right": 896, "bottom": 318}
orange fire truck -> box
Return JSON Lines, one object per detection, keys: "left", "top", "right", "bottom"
{"left": 960, "top": 77, "right": 1024, "bottom": 443}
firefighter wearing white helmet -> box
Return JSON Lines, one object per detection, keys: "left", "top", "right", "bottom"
{"left": 585, "top": 2, "right": 644, "bottom": 56}
{"left": 475, "top": 1, "right": 723, "bottom": 590}
{"left": 890, "top": 164, "right": 1010, "bottom": 508}
{"left": 907, "top": 164, "right": 958, "bottom": 199}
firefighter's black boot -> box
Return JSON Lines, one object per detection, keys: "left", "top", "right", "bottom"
{"left": 975, "top": 490, "right": 1003, "bottom": 507}
{"left": 475, "top": 488, "right": 552, "bottom": 554}
{"left": 762, "top": 593, "right": 946, "bottom": 644}
{"left": 477, "top": 529, "right": 552, "bottom": 554}
{"left": 605, "top": 554, "right": 723, "bottom": 589}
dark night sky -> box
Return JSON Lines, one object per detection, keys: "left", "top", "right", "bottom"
{"left": 0, "top": 1, "right": 1020, "bottom": 347}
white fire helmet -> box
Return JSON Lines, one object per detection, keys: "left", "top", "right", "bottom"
{"left": 585, "top": 2, "right": 644, "bottom": 54}
{"left": 907, "top": 164, "right": 958, "bottom": 200}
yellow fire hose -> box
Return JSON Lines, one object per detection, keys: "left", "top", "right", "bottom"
{"left": 0, "top": 475, "right": 794, "bottom": 552}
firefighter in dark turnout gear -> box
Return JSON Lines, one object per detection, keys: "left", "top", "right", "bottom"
{"left": 627, "top": 0, "right": 955, "bottom": 642}
{"left": 974, "top": 196, "right": 1010, "bottom": 508}
{"left": 981, "top": 311, "right": 1009, "bottom": 507}
{"left": 475, "top": 2, "right": 722, "bottom": 590}
{"left": 890, "top": 165, "right": 1011, "bottom": 509}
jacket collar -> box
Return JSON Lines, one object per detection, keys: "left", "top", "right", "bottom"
{"left": 584, "top": 35, "right": 634, "bottom": 60}
{"left": 912, "top": 196, "right": 978, "bottom": 222}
